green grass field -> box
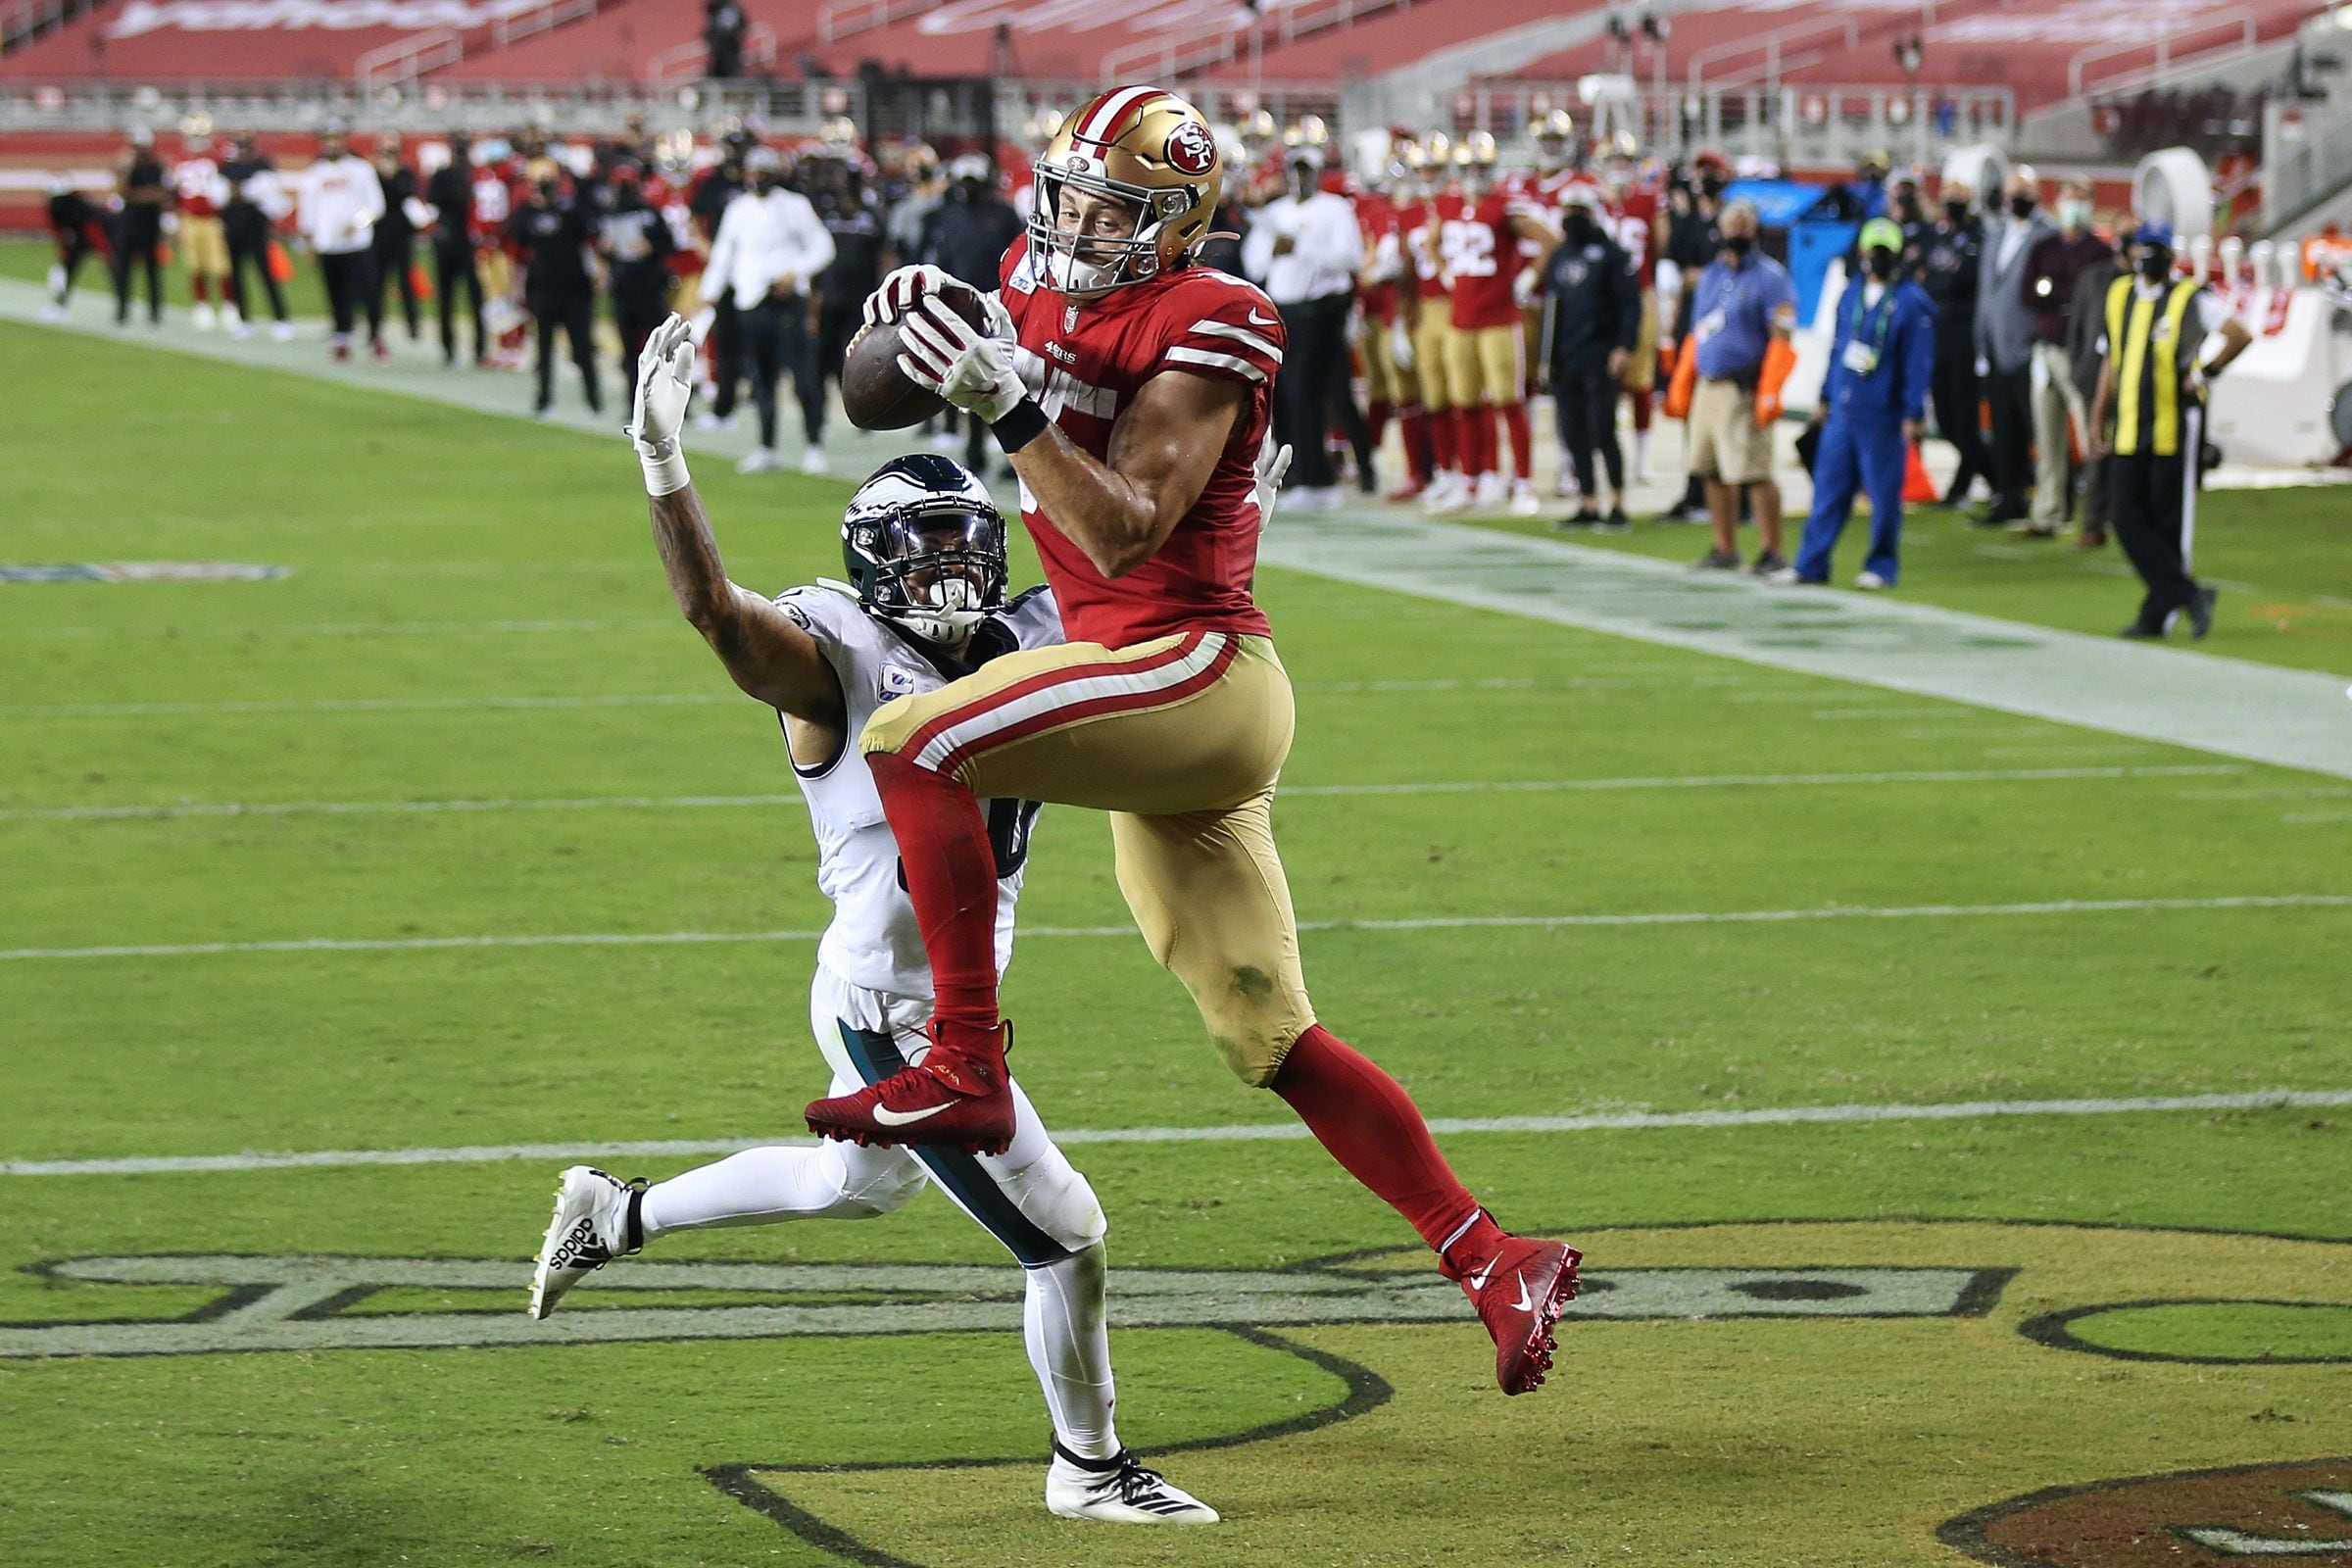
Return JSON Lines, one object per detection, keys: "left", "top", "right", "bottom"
{"left": 4, "top": 318, "right": 2350, "bottom": 1567}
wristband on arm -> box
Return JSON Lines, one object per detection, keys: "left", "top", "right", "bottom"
{"left": 992, "top": 398, "right": 1051, "bottom": 455}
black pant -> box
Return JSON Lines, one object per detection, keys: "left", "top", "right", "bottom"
{"left": 54, "top": 228, "right": 99, "bottom": 302}
{"left": 740, "top": 294, "right": 822, "bottom": 450}
{"left": 531, "top": 288, "right": 600, "bottom": 414}
{"left": 612, "top": 269, "right": 673, "bottom": 404}
{"left": 1984, "top": 363, "right": 2034, "bottom": 517}
{"left": 1552, "top": 358, "right": 1624, "bottom": 499}
{"left": 374, "top": 236, "right": 420, "bottom": 341}
{"left": 817, "top": 301, "right": 862, "bottom": 389}
{"left": 114, "top": 220, "right": 162, "bottom": 323}
{"left": 2108, "top": 411, "right": 2202, "bottom": 630}
{"left": 224, "top": 218, "right": 285, "bottom": 321}
{"left": 318, "top": 249, "right": 376, "bottom": 340}
{"left": 434, "top": 240, "right": 484, "bottom": 363}
{"left": 709, "top": 296, "right": 744, "bottom": 419}
{"left": 1929, "top": 335, "right": 1988, "bottom": 502}
{"left": 1275, "top": 292, "right": 1367, "bottom": 491}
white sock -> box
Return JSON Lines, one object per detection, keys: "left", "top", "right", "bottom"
{"left": 1635, "top": 429, "right": 1652, "bottom": 469}
{"left": 1027, "top": 1244, "right": 1118, "bottom": 1460}
{"left": 639, "top": 1144, "right": 926, "bottom": 1240}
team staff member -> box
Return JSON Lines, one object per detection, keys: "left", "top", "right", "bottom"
{"left": 1656, "top": 154, "right": 1726, "bottom": 520}
{"left": 39, "top": 175, "right": 105, "bottom": 323}
{"left": 1541, "top": 186, "right": 1639, "bottom": 528}
{"left": 2088, "top": 220, "right": 2250, "bottom": 639}
{"left": 1975, "top": 168, "right": 2054, "bottom": 524}
{"left": 1919, "top": 180, "right": 1986, "bottom": 506}
{"left": 220, "top": 135, "right": 293, "bottom": 340}
{"left": 1678, "top": 200, "right": 1795, "bottom": 574}
{"left": 600, "top": 164, "right": 676, "bottom": 405}
{"left": 2016, "top": 178, "right": 2111, "bottom": 536}
{"left": 371, "top": 137, "right": 423, "bottom": 347}
{"left": 704, "top": 143, "right": 836, "bottom": 474}
{"left": 424, "top": 132, "right": 486, "bottom": 367}
{"left": 2062, "top": 229, "right": 2124, "bottom": 549}
{"left": 1775, "top": 220, "right": 1934, "bottom": 590}
{"left": 114, "top": 130, "right": 169, "bottom": 328}
{"left": 295, "top": 125, "right": 385, "bottom": 362}
{"left": 511, "top": 170, "right": 602, "bottom": 417}
{"left": 1243, "top": 141, "right": 1368, "bottom": 507}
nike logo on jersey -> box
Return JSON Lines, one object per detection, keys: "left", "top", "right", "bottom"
{"left": 871, "top": 1101, "right": 957, "bottom": 1127}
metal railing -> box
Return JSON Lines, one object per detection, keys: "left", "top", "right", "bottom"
{"left": 0, "top": 76, "right": 844, "bottom": 133}
{"left": 492, "top": 0, "right": 600, "bottom": 50}
{"left": 644, "top": 20, "right": 776, "bottom": 85}
{"left": 355, "top": 27, "right": 467, "bottom": 90}
{"left": 815, "top": 0, "right": 940, "bottom": 45}
{"left": 2067, "top": 8, "right": 2259, "bottom": 99}
{"left": 1098, "top": 0, "right": 1412, "bottom": 83}
{"left": 1687, "top": 13, "right": 1860, "bottom": 93}
{"left": 2263, "top": 93, "right": 2352, "bottom": 233}
{"left": 1, "top": 0, "right": 92, "bottom": 54}
{"left": 1472, "top": 78, "right": 2014, "bottom": 165}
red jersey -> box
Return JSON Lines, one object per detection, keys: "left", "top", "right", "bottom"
{"left": 1445, "top": 188, "right": 1536, "bottom": 330}
{"left": 1355, "top": 190, "right": 1400, "bottom": 325}
{"left": 1402, "top": 195, "right": 1454, "bottom": 305}
{"left": 469, "top": 164, "right": 513, "bottom": 242}
{"left": 1000, "top": 238, "right": 1280, "bottom": 648}
{"left": 1607, "top": 186, "right": 1660, "bottom": 289}
{"left": 172, "top": 157, "right": 223, "bottom": 219}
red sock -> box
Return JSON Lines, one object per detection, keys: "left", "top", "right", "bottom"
{"left": 1629, "top": 386, "right": 1653, "bottom": 434}
{"left": 1500, "top": 400, "right": 1532, "bottom": 480}
{"left": 1367, "top": 397, "right": 1391, "bottom": 449}
{"left": 1272, "top": 1024, "right": 1487, "bottom": 1258}
{"left": 1465, "top": 404, "right": 1496, "bottom": 477}
{"left": 865, "top": 753, "right": 1004, "bottom": 1054}
{"left": 1428, "top": 406, "right": 1457, "bottom": 472}
{"left": 191, "top": 276, "right": 209, "bottom": 305}
{"left": 1398, "top": 406, "right": 1431, "bottom": 483}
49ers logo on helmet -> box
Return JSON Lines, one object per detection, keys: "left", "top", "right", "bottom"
{"left": 1164, "top": 121, "right": 1217, "bottom": 176}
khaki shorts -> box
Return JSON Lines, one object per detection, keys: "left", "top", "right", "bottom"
{"left": 179, "top": 215, "right": 228, "bottom": 276}
{"left": 861, "top": 632, "right": 1315, "bottom": 1087}
{"left": 1411, "top": 312, "right": 1458, "bottom": 411}
{"left": 1446, "top": 321, "right": 1524, "bottom": 408}
{"left": 1687, "top": 374, "right": 1775, "bottom": 485}
{"left": 1625, "top": 292, "right": 1660, "bottom": 393}
{"left": 1359, "top": 312, "right": 1417, "bottom": 407}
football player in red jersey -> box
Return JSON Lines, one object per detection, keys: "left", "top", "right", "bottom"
{"left": 799, "top": 85, "right": 1581, "bottom": 1396}
{"left": 1355, "top": 131, "right": 1433, "bottom": 500}
{"left": 1600, "top": 135, "right": 1666, "bottom": 484}
{"left": 1438, "top": 132, "right": 1559, "bottom": 516}
{"left": 173, "top": 130, "right": 233, "bottom": 330}
{"left": 1403, "top": 132, "right": 1470, "bottom": 509}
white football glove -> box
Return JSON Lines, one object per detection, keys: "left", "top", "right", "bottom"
{"left": 1390, "top": 318, "right": 1414, "bottom": 371}
{"left": 628, "top": 312, "right": 698, "bottom": 496}
{"left": 898, "top": 294, "right": 1027, "bottom": 424}
{"left": 863, "top": 263, "right": 948, "bottom": 328}
{"left": 1512, "top": 267, "right": 1542, "bottom": 309}
{"left": 1252, "top": 439, "right": 1294, "bottom": 529}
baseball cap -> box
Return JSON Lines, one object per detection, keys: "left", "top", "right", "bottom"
{"left": 1858, "top": 217, "right": 1904, "bottom": 253}
{"left": 2131, "top": 219, "right": 2175, "bottom": 248}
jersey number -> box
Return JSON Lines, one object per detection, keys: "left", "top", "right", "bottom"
{"left": 1440, "top": 219, "right": 1497, "bottom": 279}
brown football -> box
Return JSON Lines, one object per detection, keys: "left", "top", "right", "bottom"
{"left": 841, "top": 278, "right": 990, "bottom": 431}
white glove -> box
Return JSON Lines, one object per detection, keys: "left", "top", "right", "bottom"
{"left": 1512, "top": 268, "right": 1541, "bottom": 309}
{"left": 863, "top": 262, "right": 948, "bottom": 328}
{"left": 1252, "top": 439, "right": 1293, "bottom": 528}
{"left": 1390, "top": 318, "right": 1414, "bottom": 370}
{"left": 628, "top": 313, "right": 697, "bottom": 495}
{"left": 899, "top": 294, "right": 1027, "bottom": 423}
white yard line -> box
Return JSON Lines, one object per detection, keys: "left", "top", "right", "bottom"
{"left": 3, "top": 893, "right": 2342, "bottom": 964}
{"left": 0, "top": 765, "right": 2249, "bottom": 824}
{"left": 8, "top": 1088, "right": 2348, "bottom": 1177}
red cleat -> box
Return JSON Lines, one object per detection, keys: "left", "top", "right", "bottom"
{"left": 1386, "top": 477, "right": 1427, "bottom": 503}
{"left": 1461, "top": 1234, "right": 1581, "bottom": 1395}
{"left": 804, "top": 1022, "right": 1016, "bottom": 1154}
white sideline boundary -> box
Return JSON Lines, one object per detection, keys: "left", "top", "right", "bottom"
{"left": 4, "top": 893, "right": 2345, "bottom": 963}
{"left": 0, "top": 764, "right": 2249, "bottom": 823}
{"left": 9, "top": 1089, "right": 2348, "bottom": 1177}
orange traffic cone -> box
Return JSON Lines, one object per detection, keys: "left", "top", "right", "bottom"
{"left": 1902, "top": 440, "right": 1938, "bottom": 503}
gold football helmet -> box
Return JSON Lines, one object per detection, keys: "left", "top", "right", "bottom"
{"left": 1030, "top": 84, "right": 1223, "bottom": 299}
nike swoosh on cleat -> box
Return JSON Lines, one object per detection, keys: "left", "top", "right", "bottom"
{"left": 871, "top": 1101, "right": 957, "bottom": 1127}
{"left": 1512, "top": 1272, "right": 1535, "bottom": 1312}
{"left": 1467, "top": 1261, "right": 1495, "bottom": 1291}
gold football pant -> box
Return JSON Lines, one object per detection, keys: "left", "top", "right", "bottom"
{"left": 1411, "top": 312, "right": 1460, "bottom": 413}
{"left": 1360, "top": 314, "right": 1417, "bottom": 408}
{"left": 860, "top": 631, "right": 1315, "bottom": 1085}
{"left": 1446, "top": 321, "right": 1524, "bottom": 408}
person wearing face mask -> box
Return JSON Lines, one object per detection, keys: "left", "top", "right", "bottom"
{"left": 1541, "top": 186, "right": 1640, "bottom": 528}
{"left": 293, "top": 124, "right": 385, "bottom": 363}
{"left": 510, "top": 168, "right": 602, "bottom": 417}
{"left": 927, "top": 155, "right": 1025, "bottom": 475}
{"left": 2014, "top": 179, "right": 2113, "bottom": 537}
{"left": 1655, "top": 155, "right": 1728, "bottom": 521}
{"left": 2061, "top": 225, "right": 2125, "bottom": 549}
{"left": 1243, "top": 141, "right": 1371, "bottom": 508}
{"left": 2087, "top": 220, "right": 2251, "bottom": 640}
{"left": 1683, "top": 200, "right": 1796, "bottom": 574}
{"left": 1973, "top": 168, "right": 2055, "bottom": 525}
{"left": 704, "top": 143, "right": 837, "bottom": 473}
{"left": 1770, "top": 219, "right": 1934, "bottom": 591}
{"left": 1919, "top": 181, "right": 1986, "bottom": 505}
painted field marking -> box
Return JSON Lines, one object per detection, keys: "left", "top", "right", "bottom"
{"left": 0, "top": 765, "right": 2250, "bottom": 824}
{"left": 8, "top": 1088, "right": 2348, "bottom": 1177}
{"left": 4, "top": 893, "right": 2343, "bottom": 963}
{"left": 2174, "top": 785, "right": 2352, "bottom": 801}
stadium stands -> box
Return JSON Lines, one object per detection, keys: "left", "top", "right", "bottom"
{"left": 1194, "top": 0, "right": 1601, "bottom": 84}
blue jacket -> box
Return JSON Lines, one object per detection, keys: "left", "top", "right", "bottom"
{"left": 1821, "top": 277, "right": 1935, "bottom": 424}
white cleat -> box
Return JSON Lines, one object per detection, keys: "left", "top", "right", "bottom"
{"left": 1420, "top": 473, "right": 1468, "bottom": 514}
{"left": 799, "top": 447, "right": 831, "bottom": 476}
{"left": 1506, "top": 478, "right": 1542, "bottom": 516}
{"left": 270, "top": 320, "right": 296, "bottom": 342}
{"left": 37, "top": 302, "right": 67, "bottom": 323}
{"left": 737, "top": 447, "right": 781, "bottom": 474}
{"left": 527, "top": 1165, "right": 642, "bottom": 1319}
{"left": 1471, "top": 470, "right": 1510, "bottom": 513}
{"left": 1855, "top": 569, "right": 1891, "bottom": 591}
{"left": 191, "top": 303, "right": 216, "bottom": 331}
{"left": 1046, "top": 1445, "right": 1218, "bottom": 1525}
{"left": 228, "top": 320, "right": 254, "bottom": 340}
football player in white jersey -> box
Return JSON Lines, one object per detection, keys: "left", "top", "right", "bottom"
{"left": 527, "top": 317, "right": 1216, "bottom": 1527}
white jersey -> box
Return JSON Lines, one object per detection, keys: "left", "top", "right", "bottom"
{"left": 774, "top": 580, "right": 1062, "bottom": 999}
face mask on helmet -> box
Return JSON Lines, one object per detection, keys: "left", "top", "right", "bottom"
{"left": 841, "top": 463, "right": 1009, "bottom": 645}
{"left": 1031, "top": 172, "right": 1175, "bottom": 298}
